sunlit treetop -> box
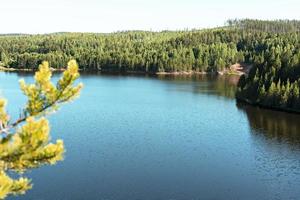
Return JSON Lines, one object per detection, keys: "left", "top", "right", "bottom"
{"left": 0, "top": 60, "right": 82, "bottom": 199}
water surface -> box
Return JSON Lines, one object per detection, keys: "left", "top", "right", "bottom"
{"left": 1, "top": 72, "right": 300, "bottom": 200}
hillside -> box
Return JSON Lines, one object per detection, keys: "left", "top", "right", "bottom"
{"left": 0, "top": 20, "right": 298, "bottom": 75}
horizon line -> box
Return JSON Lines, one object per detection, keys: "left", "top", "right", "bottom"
{"left": 1, "top": 18, "right": 299, "bottom": 35}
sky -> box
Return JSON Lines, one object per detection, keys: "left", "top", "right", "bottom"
{"left": 0, "top": 0, "right": 299, "bottom": 34}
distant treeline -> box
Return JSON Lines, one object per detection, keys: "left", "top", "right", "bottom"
{"left": 1, "top": 20, "right": 299, "bottom": 75}
{"left": 0, "top": 30, "right": 244, "bottom": 73}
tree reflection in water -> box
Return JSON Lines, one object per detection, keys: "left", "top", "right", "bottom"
{"left": 238, "top": 103, "right": 300, "bottom": 145}
{"left": 157, "top": 74, "right": 240, "bottom": 99}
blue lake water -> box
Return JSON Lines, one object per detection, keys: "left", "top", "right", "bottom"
{"left": 1, "top": 72, "right": 300, "bottom": 200}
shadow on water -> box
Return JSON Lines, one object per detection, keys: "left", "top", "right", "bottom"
{"left": 237, "top": 103, "right": 300, "bottom": 146}
{"left": 156, "top": 74, "right": 239, "bottom": 99}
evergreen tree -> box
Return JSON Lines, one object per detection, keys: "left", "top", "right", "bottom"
{"left": 0, "top": 60, "right": 82, "bottom": 199}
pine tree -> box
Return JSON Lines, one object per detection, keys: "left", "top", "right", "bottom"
{"left": 0, "top": 60, "right": 82, "bottom": 199}
{"left": 0, "top": 52, "right": 10, "bottom": 67}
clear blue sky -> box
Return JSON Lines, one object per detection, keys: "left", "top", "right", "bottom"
{"left": 1, "top": 0, "right": 299, "bottom": 33}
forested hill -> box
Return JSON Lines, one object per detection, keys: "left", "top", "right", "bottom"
{"left": 234, "top": 20, "right": 300, "bottom": 112}
{"left": 0, "top": 19, "right": 298, "bottom": 74}
{"left": 0, "top": 30, "right": 242, "bottom": 73}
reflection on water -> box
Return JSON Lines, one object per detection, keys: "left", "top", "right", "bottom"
{"left": 237, "top": 103, "right": 300, "bottom": 200}
{"left": 238, "top": 103, "right": 300, "bottom": 145}
{"left": 157, "top": 74, "right": 239, "bottom": 98}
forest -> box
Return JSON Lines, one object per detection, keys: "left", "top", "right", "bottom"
{"left": 234, "top": 20, "right": 300, "bottom": 111}
{"left": 0, "top": 30, "right": 244, "bottom": 73}
{"left": 1, "top": 19, "right": 300, "bottom": 111}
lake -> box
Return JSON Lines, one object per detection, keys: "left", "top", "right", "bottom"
{"left": 1, "top": 72, "right": 300, "bottom": 200}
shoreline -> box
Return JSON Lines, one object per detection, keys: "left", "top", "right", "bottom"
{"left": 0, "top": 68, "right": 242, "bottom": 76}
{"left": 156, "top": 71, "right": 210, "bottom": 75}
{"left": 236, "top": 97, "right": 300, "bottom": 115}
{"left": 0, "top": 66, "right": 66, "bottom": 72}
{"left": 3, "top": 64, "right": 298, "bottom": 114}
{"left": 0, "top": 63, "right": 249, "bottom": 76}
